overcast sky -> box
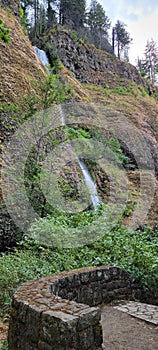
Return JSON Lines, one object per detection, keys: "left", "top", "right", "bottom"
{"left": 87, "top": 0, "right": 158, "bottom": 65}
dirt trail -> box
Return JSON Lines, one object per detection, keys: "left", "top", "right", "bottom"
{"left": 101, "top": 306, "right": 158, "bottom": 350}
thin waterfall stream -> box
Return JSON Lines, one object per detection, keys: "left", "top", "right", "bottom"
{"left": 77, "top": 158, "right": 100, "bottom": 208}
{"left": 34, "top": 46, "right": 50, "bottom": 72}
{"left": 60, "top": 106, "right": 100, "bottom": 209}
{"left": 33, "top": 47, "right": 100, "bottom": 210}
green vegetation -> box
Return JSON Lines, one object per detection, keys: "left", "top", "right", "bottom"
{"left": 0, "top": 222, "right": 158, "bottom": 318}
{"left": 112, "top": 85, "right": 138, "bottom": 97}
{"left": 1, "top": 104, "right": 158, "bottom": 321}
{"left": 69, "top": 29, "right": 79, "bottom": 41}
{"left": 137, "top": 39, "right": 158, "bottom": 84}
{"left": 0, "top": 73, "right": 74, "bottom": 252}
{"left": 20, "top": 7, "right": 27, "bottom": 31}
{"left": 23, "top": 71, "right": 74, "bottom": 117}
{"left": 20, "top": 0, "right": 132, "bottom": 58}
{"left": 22, "top": 124, "right": 129, "bottom": 222}
{"left": 113, "top": 20, "right": 132, "bottom": 60}
{"left": 88, "top": 127, "right": 129, "bottom": 166}
{"left": 1, "top": 341, "right": 8, "bottom": 350}
{"left": 1, "top": 22, "right": 158, "bottom": 346}
{"left": 44, "top": 45, "right": 64, "bottom": 73}
{"left": 138, "top": 85, "right": 148, "bottom": 97}
{"left": 0, "top": 19, "right": 10, "bottom": 43}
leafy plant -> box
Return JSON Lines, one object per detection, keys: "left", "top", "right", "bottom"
{"left": 140, "top": 69, "right": 146, "bottom": 77}
{"left": 0, "top": 19, "right": 10, "bottom": 43}
{"left": 114, "top": 86, "right": 137, "bottom": 96}
{"left": 20, "top": 7, "right": 27, "bottom": 31}
{"left": 69, "top": 29, "right": 79, "bottom": 41}
{"left": 0, "top": 222, "right": 157, "bottom": 318}
{"left": 45, "top": 43, "right": 64, "bottom": 74}
{"left": 1, "top": 341, "right": 8, "bottom": 350}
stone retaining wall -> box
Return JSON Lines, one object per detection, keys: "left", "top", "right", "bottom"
{"left": 8, "top": 266, "right": 142, "bottom": 350}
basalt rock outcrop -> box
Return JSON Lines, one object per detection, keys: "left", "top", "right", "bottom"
{"left": 42, "top": 28, "right": 157, "bottom": 94}
{"left": 0, "top": 0, "right": 20, "bottom": 18}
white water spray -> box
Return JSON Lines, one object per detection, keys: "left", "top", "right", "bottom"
{"left": 77, "top": 158, "right": 100, "bottom": 209}
{"left": 34, "top": 46, "right": 50, "bottom": 72}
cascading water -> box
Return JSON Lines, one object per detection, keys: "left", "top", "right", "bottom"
{"left": 59, "top": 106, "right": 100, "bottom": 209}
{"left": 59, "top": 105, "right": 66, "bottom": 126}
{"left": 34, "top": 46, "right": 50, "bottom": 72}
{"left": 77, "top": 158, "right": 100, "bottom": 209}
{"left": 33, "top": 43, "right": 101, "bottom": 210}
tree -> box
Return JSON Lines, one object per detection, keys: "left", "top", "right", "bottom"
{"left": 59, "top": 0, "right": 86, "bottom": 30}
{"left": 114, "top": 20, "right": 132, "bottom": 60}
{"left": 33, "top": 0, "right": 40, "bottom": 38}
{"left": 136, "top": 57, "right": 147, "bottom": 77}
{"left": 21, "top": 0, "right": 58, "bottom": 37}
{"left": 20, "top": 0, "right": 34, "bottom": 17}
{"left": 144, "top": 39, "right": 158, "bottom": 83}
{"left": 20, "top": 0, "right": 40, "bottom": 38}
{"left": 38, "top": 4, "right": 47, "bottom": 35}
{"left": 136, "top": 40, "right": 158, "bottom": 83}
{"left": 47, "top": 0, "right": 57, "bottom": 29}
{"left": 87, "top": 0, "right": 111, "bottom": 48}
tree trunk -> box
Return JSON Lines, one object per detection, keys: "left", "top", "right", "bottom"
{"left": 118, "top": 40, "right": 120, "bottom": 59}
{"left": 34, "top": 0, "right": 39, "bottom": 39}
{"left": 112, "top": 27, "right": 115, "bottom": 54}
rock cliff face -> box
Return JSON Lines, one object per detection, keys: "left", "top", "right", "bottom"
{"left": 43, "top": 29, "right": 156, "bottom": 93}
{"left": 0, "top": 8, "right": 47, "bottom": 104}
{"left": 0, "top": 0, "right": 20, "bottom": 17}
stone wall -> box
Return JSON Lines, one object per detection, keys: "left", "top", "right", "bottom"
{"left": 8, "top": 266, "right": 142, "bottom": 350}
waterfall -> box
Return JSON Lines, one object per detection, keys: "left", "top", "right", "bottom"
{"left": 34, "top": 46, "right": 50, "bottom": 72}
{"left": 59, "top": 106, "right": 100, "bottom": 209}
{"left": 59, "top": 105, "right": 66, "bottom": 126}
{"left": 77, "top": 158, "right": 100, "bottom": 209}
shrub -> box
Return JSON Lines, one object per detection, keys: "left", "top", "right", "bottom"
{"left": 0, "top": 222, "right": 157, "bottom": 317}
{"left": 69, "top": 29, "right": 79, "bottom": 41}
{"left": 1, "top": 341, "right": 8, "bottom": 350}
{"left": 0, "top": 19, "right": 10, "bottom": 43}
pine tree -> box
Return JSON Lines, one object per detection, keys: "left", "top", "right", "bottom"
{"left": 47, "top": 0, "right": 57, "bottom": 29}
{"left": 38, "top": 4, "right": 47, "bottom": 35}
{"left": 59, "top": 0, "right": 86, "bottom": 29}
{"left": 144, "top": 39, "right": 158, "bottom": 84}
{"left": 114, "top": 20, "right": 132, "bottom": 60}
{"left": 87, "top": 0, "right": 111, "bottom": 48}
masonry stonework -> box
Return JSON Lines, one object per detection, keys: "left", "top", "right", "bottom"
{"left": 8, "top": 266, "right": 144, "bottom": 350}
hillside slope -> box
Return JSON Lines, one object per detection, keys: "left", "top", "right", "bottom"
{"left": 41, "top": 28, "right": 157, "bottom": 95}
{"left": 0, "top": 8, "right": 47, "bottom": 104}
{"left": 0, "top": 6, "right": 158, "bottom": 241}
{"left": 84, "top": 84, "right": 158, "bottom": 227}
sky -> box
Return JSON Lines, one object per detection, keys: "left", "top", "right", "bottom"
{"left": 87, "top": 0, "right": 158, "bottom": 65}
